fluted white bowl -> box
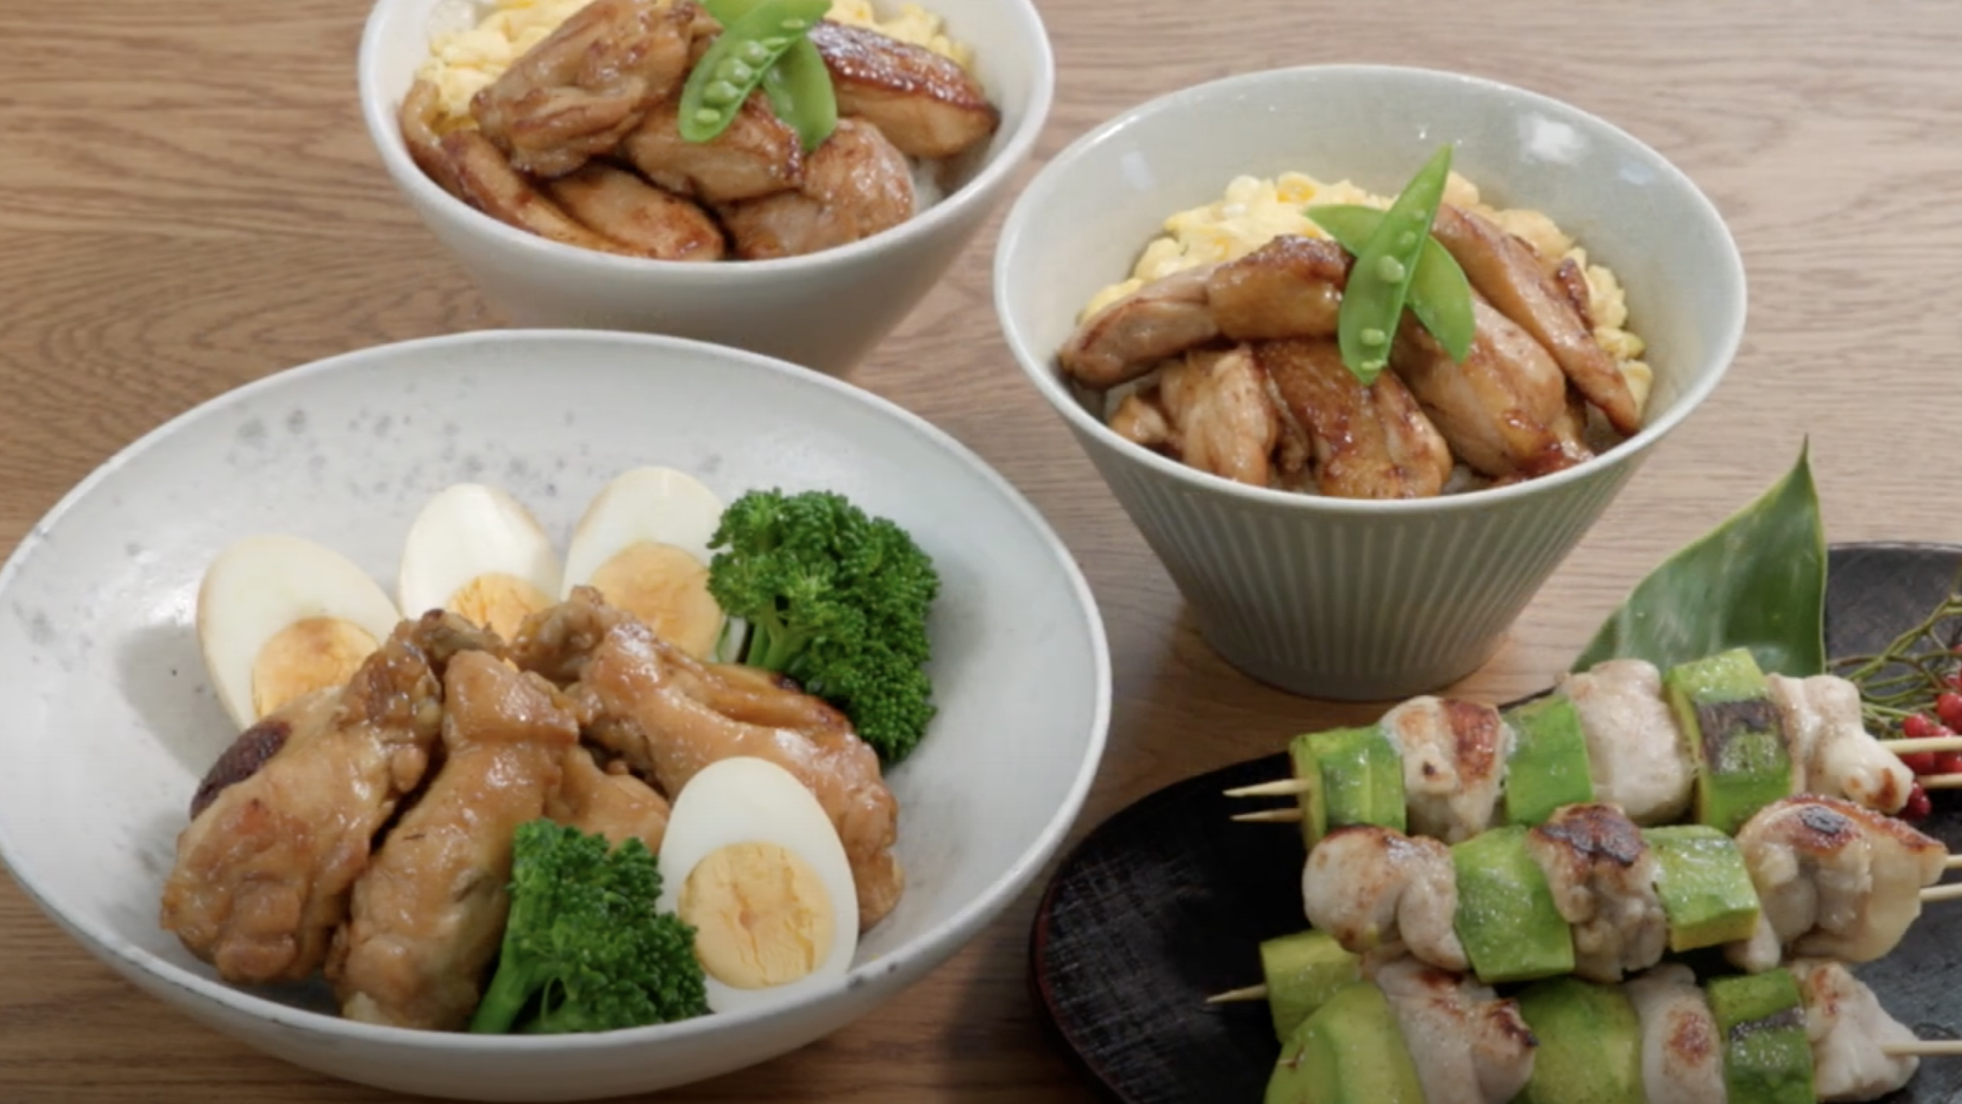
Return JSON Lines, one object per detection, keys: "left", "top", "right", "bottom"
{"left": 0, "top": 330, "right": 1108, "bottom": 1100}
{"left": 995, "top": 65, "right": 1745, "bottom": 700}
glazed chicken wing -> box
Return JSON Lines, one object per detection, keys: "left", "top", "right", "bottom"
{"left": 512, "top": 589, "right": 903, "bottom": 929}
{"left": 807, "top": 20, "right": 999, "bottom": 160}
{"left": 1429, "top": 203, "right": 1641, "bottom": 436}
{"left": 330, "top": 650, "right": 579, "bottom": 1030}
{"left": 1301, "top": 825, "right": 1467, "bottom": 971}
{"left": 159, "top": 614, "right": 481, "bottom": 984}
{"left": 470, "top": 0, "right": 701, "bottom": 178}
{"left": 1258, "top": 337, "right": 1453, "bottom": 498}
{"left": 542, "top": 163, "right": 726, "bottom": 261}
{"left": 621, "top": 91, "right": 804, "bottom": 205}
{"left": 1390, "top": 293, "right": 1592, "bottom": 481}
{"left": 1380, "top": 696, "right": 1511, "bottom": 843}
{"left": 547, "top": 746, "right": 672, "bottom": 854}
{"left": 718, "top": 117, "right": 915, "bottom": 260}
{"left": 1522, "top": 803, "right": 1668, "bottom": 983}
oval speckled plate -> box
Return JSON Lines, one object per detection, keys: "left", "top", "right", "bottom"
{"left": 1030, "top": 542, "right": 1962, "bottom": 1104}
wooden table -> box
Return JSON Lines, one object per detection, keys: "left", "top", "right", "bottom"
{"left": 3, "top": 0, "right": 1957, "bottom": 1099}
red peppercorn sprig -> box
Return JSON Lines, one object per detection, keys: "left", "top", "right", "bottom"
{"left": 1832, "top": 573, "right": 1962, "bottom": 820}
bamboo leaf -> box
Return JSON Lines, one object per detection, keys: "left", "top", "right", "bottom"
{"left": 1571, "top": 443, "right": 1826, "bottom": 677}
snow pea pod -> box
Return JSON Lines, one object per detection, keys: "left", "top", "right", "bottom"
{"left": 702, "top": 0, "right": 837, "bottom": 151}
{"left": 1328, "top": 145, "right": 1455, "bottom": 385}
{"left": 1308, "top": 202, "right": 1475, "bottom": 363}
{"left": 679, "top": 0, "right": 832, "bottom": 145}
{"left": 1572, "top": 443, "right": 1827, "bottom": 677}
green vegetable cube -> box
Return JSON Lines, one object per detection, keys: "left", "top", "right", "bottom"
{"left": 1665, "top": 649, "right": 1793, "bottom": 834}
{"left": 1502, "top": 695, "right": 1595, "bottom": 827}
{"left": 1644, "top": 825, "right": 1762, "bottom": 952}
{"left": 1451, "top": 825, "right": 1575, "bottom": 984}
{"left": 1707, "top": 970, "right": 1816, "bottom": 1104}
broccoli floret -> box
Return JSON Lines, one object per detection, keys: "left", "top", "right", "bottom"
{"left": 706, "top": 488, "right": 940, "bottom": 762}
{"left": 468, "top": 819, "right": 707, "bottom": 1035}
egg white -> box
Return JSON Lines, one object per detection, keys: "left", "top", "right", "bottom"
{"left": 560, "top": 466, "right": 724, "bottom": 597}
{"left": 397, "top": 482, "right": 561, "bottom": 625}
{"left": 197, "top": 533, "right": 402, "bottom": 730}
{"left": 656, "top": 756, "right": 859, "bottom": 1014}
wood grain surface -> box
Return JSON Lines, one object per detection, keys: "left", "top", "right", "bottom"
{"left": 2, "top": 1, "right": 1958, "bottom": 1100}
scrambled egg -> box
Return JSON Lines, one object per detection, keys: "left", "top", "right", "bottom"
{"left": 1083, "top": 170, "right": 1652, "bottom": 408}
{"left": 418, "top": 0, "right": 976, "bottom": 126}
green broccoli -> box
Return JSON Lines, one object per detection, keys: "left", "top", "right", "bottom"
{"left": 469, "top": 819, "right": 707, "bottom": 1035}
{"left": 706, "top": 488, "right": 940, "bottom": 762}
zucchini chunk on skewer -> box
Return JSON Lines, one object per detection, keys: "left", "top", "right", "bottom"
{"left": 1504, "top": 694, "right": 1596, "bottom": 827}
{"left": 1513, "top": 976, "right": 1646, "bottom": 1104}
{"left": 1264, "top": 979, "right": 1426, "bottom": 1104}
{"left": 1666, "top": 648, "right": 1795, "bottom": 835}
{"left": 1291, "top": 723, "right": 1406, "bottom": 849}
{"left": 1451, "top": 825, "right": 1575, "bottom": 983}
{"left": 1645, "top": 825, "right": 1762, "bottom": 952}
{"left": 1708, "top": 969, "right": 1817, "bottom": 1104}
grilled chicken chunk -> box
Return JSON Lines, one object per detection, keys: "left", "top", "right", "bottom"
{"left": 470, "top": 0, "right": 700, "bottom": 178}
{"left": 1301, "top": 825, "right": 1468, "bottom": 971}
{"left": 621, "top": 92, "right": 803, "bottom": 205}
{"left": 1555, "top": 658, "right": 1695, "bottom": 825}
{"left": 1110, "top": 346, "right": 1280, "bottom": 486}
{"left": 512, "top": 588, "right": 904, "bottom": 929}
{"left": 159, "top": 614, "right": 483, "bottom": 983}
{"left": 1522, "top": 803, "right": 1668, "bottom": 983}
{"left": 330, "top": 651, "right": 579, "bottom": 1030}
{"left": 1429, "top": 204, "right": 1641, "bottom": 436}
{"left": 1373, "top": 957, "right": 1538, "bottom": 1104}
{"left": 808, "top": 21, "right": 998, "bottom": 160}
{"left": 1381, "top": 696, "right": 1511, "bottom": 843}
{"left": 1258, "top": 337, "right": 1453, "bottom": 498}
{"left": 1767, "top": 673, "right": 1914, "bottom": 815}
{"left": 1791, "top": 957, "right": 1922, "bottom": 1102}
{"left": 1059, "top": 235, "right": 1350, "bottom": 389}
{"left": 1626, "top": 964, "right": 1726, "bottom": 1104}
{"left": 433, "top": 126, "right": 648, "bottom": 256}
{"left": 1391, "top": 293, "right": 1593, "bottom": 480}
{"left": 1726, "top": 795, "right": 1947, "bottom": 971}
{"left": 543, "top": 163, "right": 725, "bottom": 261}
{"left": 719, "top": 117, "right": 915, "bottom": 260}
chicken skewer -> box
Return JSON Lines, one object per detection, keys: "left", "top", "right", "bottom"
{"left": 1256, "top": 956, "right": 1934, "bottom": 1104}
{"left": 1228, "top": 651, "right": 1919, "bottom": 843}
{"left": 1297, "top": 796, "right": 1947, "bottom": 987}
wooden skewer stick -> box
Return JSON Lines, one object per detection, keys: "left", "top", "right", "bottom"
{"left": 1884, "top": 1039, "right": 1962, "bottom": 1056}
{"left": 1920, "top": 773, "right": 1962, "bottom": 790}
{"left": 1921, "top": 883, "right": 1962, "bottom": 903}
{"left": 1205, "top": 984, "right": 1270, "bottom": 1004}
{"left": 1884, "top": 735, "right": 1962, "bottom": 755}
{"left": 1231, "top": 808, "right": 1305, "bottom": 824}
{"left": 1224, "top": 778, "right": 1314, "bottom": 798}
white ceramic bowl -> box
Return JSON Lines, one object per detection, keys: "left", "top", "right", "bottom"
{"left": 0, "top": 330, "right": 1109, "bottom": 1101}
{"left": 357, "top": 0, "right": 1054, "bottom": 376}
{"left": 995, "top": 65, "right": 1746, "bottom": 701}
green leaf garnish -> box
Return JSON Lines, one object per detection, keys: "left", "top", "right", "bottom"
{"left": 1571, "top": 442, "right": 1827, "bottom": 677}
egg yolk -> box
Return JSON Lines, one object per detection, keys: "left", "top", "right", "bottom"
{"left": 448, "top": 573, "right": 554, "bottom": 639}
{"left": 251, "top": 616, "right": 380, "bottom": 719}
{"left": 588, "top": 543, "right": 723, "bottom": 658}
{"left": 677, "top": 841, "right": 835, "bottom": 990}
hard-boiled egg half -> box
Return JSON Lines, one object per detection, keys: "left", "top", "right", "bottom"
{"left": 397, "top": 483, "right": 562, "bottom": 640}
{"left": 197, "top": 534, "right": 403, "bottom": 731}
{"left": 562, "top": 466, "right": 730, "bottom": 659}
{"left": 656, "top": 757, "right": 859, "bottom": 1013}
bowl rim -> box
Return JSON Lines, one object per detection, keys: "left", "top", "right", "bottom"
{"left": 0, "top": 328, "right": 1113, "bottom": 1051}
{"left": 993, "top": 62, "right": 1748, "bottom": 517}
{"left": 356, "top": 0, "right": 1057, "bottom": 279}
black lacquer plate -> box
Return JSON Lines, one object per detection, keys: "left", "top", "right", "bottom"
{"left": 1031, "top": 542, "right": 1962, "bottom": 1104}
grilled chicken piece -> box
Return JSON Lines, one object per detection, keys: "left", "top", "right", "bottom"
{"left": 1726, "top": 795, "right": 1947, "bottom": 971}
{"left": 1258, "top": 337, "right": 1452, "bottom": 498}
{"left": 1380, "top": 696, "right": 1511, "bottom": 843}
{"left": 719, "top": 117, "right": 914, "bottom": 259}
{"left": 807, "top": 21, "right": 998, "bottom": 159}
{"left": 512, "top": 588, "right": 904, "bottom": 929}
{"left": 438, "top": 128, "right": 645, "bottom": 256}
{"left": 1373, "top": 958, "right": 1538, "bottom": 1104}
{"left": 1429, "top": 204, "right": 1641, "bottom": 436}
{"left": 547, "top": 747, "right": 672, "bottom": 854}
{"left": 1555, "top": 658, "right": 1694, "bottom": 825}
{"left": 1142, "top": 346, "right": 1281, "bottom": 486}
{"left": 1626, "top": 964, "right": 1725, "bottom": 1104}
{"left": 1767, "top": 673, "right": 1913, "bottom": 815}
{"left": 330, "top": 651, "right": 578, "bottom": 1030}
{"left": 1301, "top": 825, "right": 1468, "bottom": 971}
{"left": 621, "top": 92, "right": 803, "bottom": 205}
{"left": 1790, "top": 958, "right": 1922, "bottom": 1102}
{"left": 1391, "top": 294, "right": 1593, "bottom": 480}
{"left": 1523, "top": 803, "right": 1668, "bottom": 983}
{"left": 1059, "top": 235, "right": 1351, "bottom": 389}
{"left": 159, "top": 614, "right": 473, "bottom": 983}
{"left": 400, "top": 78, "right": 467, "bottom": 196}
{"left": 1109, "top": 388, "right": 1174, "bottom": 451}
{"left": 543, "top": 163, "right": 725, "bottom": 261}
{"left": 470, "top": 0, "right": 700, "bottom": 178}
